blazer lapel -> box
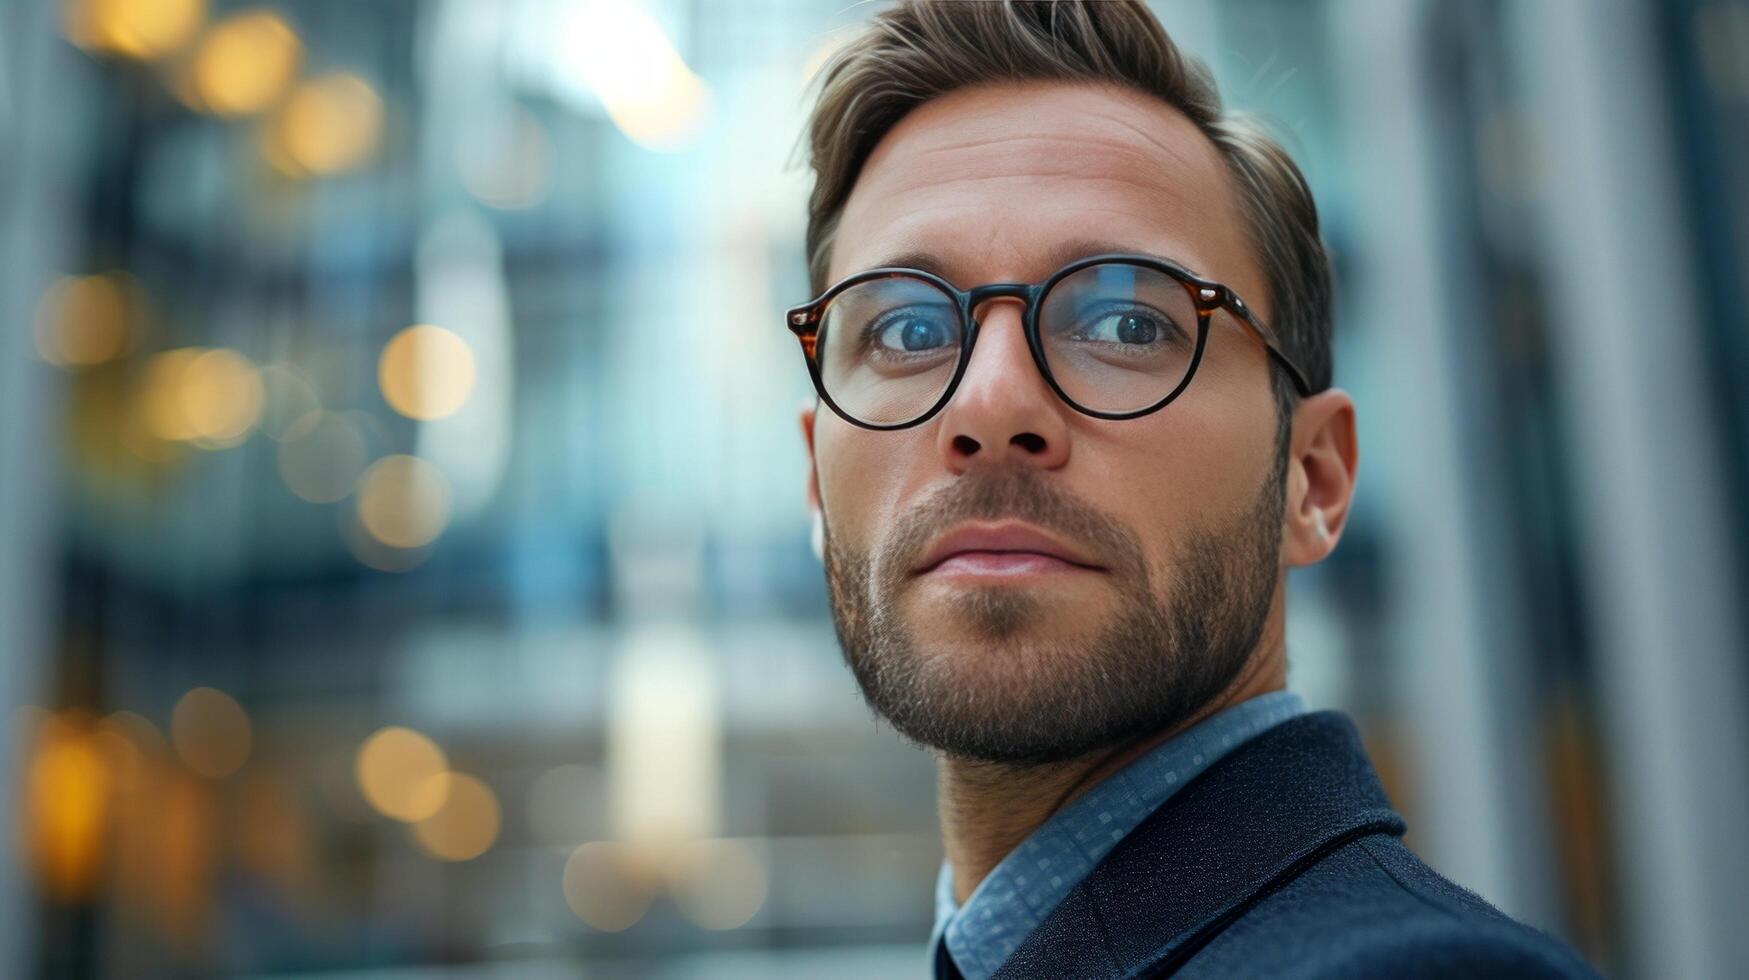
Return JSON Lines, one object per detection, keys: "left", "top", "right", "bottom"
{"left": 991, "top": 711, "right": 1407, "bottom": 979}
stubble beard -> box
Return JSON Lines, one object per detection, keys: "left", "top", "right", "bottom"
{"left": 823, "top": 454, "right": 1286, "bottom": 768}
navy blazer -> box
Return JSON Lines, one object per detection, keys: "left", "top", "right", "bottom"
{"left": 972, "top": 711, "right": 1601, "bottom": 978}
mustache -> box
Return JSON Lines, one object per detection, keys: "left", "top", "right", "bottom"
{"left": 878, "top": 466, "right": 1147, "bottom": 584}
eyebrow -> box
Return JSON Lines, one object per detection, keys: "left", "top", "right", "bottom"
{"left": 864, "top": 238, "right": 1202, "bottom": 285}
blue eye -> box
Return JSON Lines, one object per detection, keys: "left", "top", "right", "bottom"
{"left": 1077, "top": 313, "right": 1161, "bottom": 348}
{"left": 1113, "top": 313, "right": 1158, "bottom": 344}
{"left": 873, "top": 310, "right": 958, "bottom": 353}
{"left": 1070, "top": 307, "right": 1184, "bottom": 347}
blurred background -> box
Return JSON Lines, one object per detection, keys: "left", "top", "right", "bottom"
{"left": 1, "top": 0, "right": 1745, "bottom": 977}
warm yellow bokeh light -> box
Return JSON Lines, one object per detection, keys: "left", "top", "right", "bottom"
{"left": 409, "top": 772, "right": 501, "bottom": 862}
{"left": 377, "top": 324, "right": 476, "bottom": 421}
{"left": 170, "top": 686, "right": 252, "bottom": 778}
{"left": 355, "top": 726, "right": 449, "bottom": 822}
{"left": 139, "top": 346, "right": 264, "bottom": 448}
{"left": 276, "top": 410, "right": 368, "bottom": 503}
{"left": 342, "top": 509, "right": 431, "bottom": 574}
{"left": 141, "top": 347, "right": 206, "bottom": 442}
{"left": 670, "top": 838, "right": 767, "bottom": 930}
{"left": 34, "top": 274, "right": 131, "bottom": 368}
{"left": 563, "top": 840, "right": 655, "bottom": 932}
{"left": 23, "top": 712, "right": 112, "bottom": 901}
{"left": 269, "top": 73, "right": 383, "bottom": 177}
{"left": 191, "top": 10, "right": 300, "bottom": 116}
{"left": 356, "top": 454, "right": 452, "bottom": 549}
{"left": 64, "top": 0, "right": 206, "bottom": 60}
{"left": 180, "top": 347, "right": 264, "bottom": 445}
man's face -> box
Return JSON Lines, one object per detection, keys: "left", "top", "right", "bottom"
{"left": 804, "top": 82, "right": 1288, "bottom": 766}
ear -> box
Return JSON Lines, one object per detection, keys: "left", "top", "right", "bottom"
{"left": 1282, "top": 388, "right": 1357, "bottom": 568}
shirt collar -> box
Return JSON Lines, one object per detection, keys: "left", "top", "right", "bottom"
{"left": 928, "top": 689, "right": 1310, "bottom": 980}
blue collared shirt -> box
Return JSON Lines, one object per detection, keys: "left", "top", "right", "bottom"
{"left": 928, "top": 689, "right": 1309, "bottom": 979}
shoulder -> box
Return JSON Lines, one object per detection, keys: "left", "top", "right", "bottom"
{"left": 1167, "top": 833, "right": 1602, "bottom": 979}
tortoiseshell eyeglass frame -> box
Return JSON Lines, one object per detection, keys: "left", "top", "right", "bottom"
{"left": 785, "top": 252, "right": 1314, "bottom": 431}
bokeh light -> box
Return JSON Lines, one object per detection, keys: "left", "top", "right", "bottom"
{"left": 377, "top": 324, "right": 476, "bottom": 421}
{"left": 409, "top": 772, "right": 501, "bottom": 862}
{"left": 33, "top": 273, "right": 132, "bottom": 368}
{"left": 267, "top": 72, "right": 383, "bottom": 177}
{"left": 140, "top": 348, "right": 206, "bottom": 442}
{"left": 63, "top": 0, "right": 206, "bottom": 60}
{"left": 670, "top": 837, "right": 768, "bottom": 930}
{"left": 137, "top": 347, "right": 264, "bottom": 448}
{"left": 170, "top": 686, "right": 252, "bottom": 779}
{"left": 356, "top": 454, "right": 452, "bottom": 550}
{"left": 189, "top": 9, "right": 300, "bottom": 116}
{"left": 563, "top": 840, "right": 655, "bottom": 932}
{"left": 21, "top": 711, "right": 112, "bottom": 902}
{"left": 354, "top": 726, "right": 449, "bottom": 822}
{"left": 276, "top": 410, "right": 369, "bottom": 503}
{"left": 562, "top": 0, "right": 711, "bottom": 151}
{"left": 179, "top": 348, "right": 265, "bottom": 446}
{"left": 342, "top": 510, "right": 433, "bottom": 573}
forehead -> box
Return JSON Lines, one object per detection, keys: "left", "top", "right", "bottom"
{"left": 830, "top": 81, "right": 1259, "bottom": 302}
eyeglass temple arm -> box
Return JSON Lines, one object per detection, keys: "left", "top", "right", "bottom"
{"left": 1225, "top": 296, "right": 1314, "bottom": 397}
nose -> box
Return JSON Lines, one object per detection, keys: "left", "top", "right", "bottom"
{"left": 935, "top": 297, "right": 1071, "bottom": 474}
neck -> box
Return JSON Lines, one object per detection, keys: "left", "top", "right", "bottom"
{"left": 934, "top": 611, "right": 1286, "bottom": 905}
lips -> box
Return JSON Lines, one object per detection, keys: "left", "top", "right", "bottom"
{"left": 912, "top": 521, "right": 1102, "bottom": 576}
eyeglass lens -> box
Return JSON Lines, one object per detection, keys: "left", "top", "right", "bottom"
{"left": 814, "top": 262, "right": 1202, "bottom": 425}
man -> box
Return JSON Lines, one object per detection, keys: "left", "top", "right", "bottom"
{"left": 787, "top": 2, "right": 1599, "bottom": 977}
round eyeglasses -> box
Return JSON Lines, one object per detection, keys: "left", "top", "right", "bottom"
{"left": 785, "top": 253, "right": 1313, "bottom": 431}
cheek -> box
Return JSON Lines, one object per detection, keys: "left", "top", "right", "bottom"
{"left": 814, "top": 421, "right": 931, "bottom": 548}
{"left": 1070, "top": 380, "right": 1275, "bottom": 549}
{"left": 1173, "top": 343, "right": 1279, "bottom": 490}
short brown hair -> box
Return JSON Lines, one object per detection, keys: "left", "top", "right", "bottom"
{"left": 801, "top": 0, "right": 1333, "bottom": 410}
